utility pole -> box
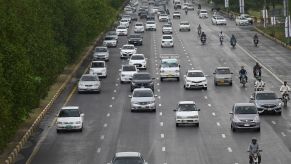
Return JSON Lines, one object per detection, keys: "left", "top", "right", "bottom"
{"left": 264, "top": 0, "right": 267, "bottom": 28}
{"left": 287, "top": 0, "right": 290, "bottom": 45}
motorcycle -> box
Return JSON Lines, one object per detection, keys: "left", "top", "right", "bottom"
{"left": 230, "top": 39, "right": 236, "bottom": 48}
{"left": 248, "top": 150, "right": 262, "bottom": 164}
{"left": 254, "top": 69, "right": 261, "bottom": 80}
{"left": 240, "top": 75, "right": 247, "bottom": 87}
{"left": 201, "top": 36, "right": 206, "bottom": 45}
{"left": 254, "top": 38, "right": 259, "bottom": 47}
{"left": 281, "top": 91, "right": 289, "bottom": 107}
{"left": 219, "top": 36, "right": 223, "bottom": 45}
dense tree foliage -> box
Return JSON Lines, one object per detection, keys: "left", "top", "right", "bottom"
{"left": 0, "top": 0, "right": 124, "bottom": 152}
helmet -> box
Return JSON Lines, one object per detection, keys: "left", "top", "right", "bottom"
{"left": 220, "top": 31, "right": 222, "bottom": 33}
{"left": 252, "top": 137, "right": 257, "bottom": 143}
{"left": 284, "top": 81, "right": 287, "bottom": 85}
{"left": 241, "top": 66, "right": 244, "bottom": 69}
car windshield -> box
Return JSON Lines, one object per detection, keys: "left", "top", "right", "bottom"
{"left": 92, "top": 62, "right": 104, "bottom": 68}
{"left": 105, "top": 36, "right": 114, "bottom": 40}
{"left": 135, "top": 23, "right": 143, "bottom": 26}
{"left": 187, "top": 72, "right": 204, "bottom": 77}
{"left": 164, "top": 25, "right": 171, "bottom": 27}
{"left": 147, "top": 22, "right": 155, "bottom": 24}
{"left": 123, "top": 66, "right": 136, "bottom": 71}
{"left": 217, "top": 17, "right": 224, "bottom": 20}
{"left": 130, "top": 35, "right": 141, "bottom": 38}
{"left": 95, "top": 47, "right": 107, "bottom": 52}
{"left": 81, "top": 75, "right": 98, "bottom": 81}
{"left": 178, "top": 104, "right": 197, "bottom": 111}
{"left": 133, "top": 90, "right": 153, "bottom": 97}
{"left": 58, "top": 109, "right": 80, "bottom": 117}
{"left": 163, "top": 36, "right": 172, "bottom": 39}
{"left": 161, "top": 61, "right": 178, "bottom": 67}
{"left": 117, "top": 26, "right": 126, "bottom": 29}
{"left": 235, "top": 106, "right": 257, "bottom": 114}
{"left": 121, "top": 20, "right": 127, "bottom": 22}
{"left": 131, "top": 55, "right": 144, "bottom": 60}
{"left": 216, "top": 69, "right": 230, "bottom": 74}
{"left": 174, "top": 12, "right": 180, "bottom": 14}
{"left": 181, "top": 22, "right": 189, "bottom": 25}
{"left": 113, "top": 157, "right": 143, "bottom": 164}
{"left": 256, "top": 93, "right": 277, "bottom": 100}
{"left": 133, "top": 73, "right": 151, "bottom": 80}
{"left": 123, "top": 46, "right": 134, "bottom": 49}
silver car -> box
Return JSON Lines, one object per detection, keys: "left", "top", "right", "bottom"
{"left": 130, "top": 88, "right": 156, "bottom": 112}
{"left": 250, "top": 91, "right": 282, "bottom": 115}
{"left": 213, "top": 67, "right": 233, "bottom": 86}
{"left": 111, "top": 152, "right": 147, "bottom": 164}
{"left": 78, "top": 74, "right": 101, "bottom": 93}
{"left": 93, "top": 47, "right": 109, "bottom": 61}
{"left": 229, "top": 103, "right": 260, "bottom": 132}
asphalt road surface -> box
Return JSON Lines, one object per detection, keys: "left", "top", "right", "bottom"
{"left": 15, "top": 1, "right": 291, "bottom": 164}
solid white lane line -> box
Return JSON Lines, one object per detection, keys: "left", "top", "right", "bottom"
{"left": 160, "top": 112, "right": 163, "bottom": 116}
{"left": 161, "top": 134, "right": 165, "bottom": 138}
{"left": 162, "top": 147, "right": 166, "bottom": 152}
{"left": 281, "top": 132, "right": 286, "bottom": 137}
{"left": 104, "top": 123, "right": 108, "bottom": 127}
{"left": 97, "top": 147, "right": 101, "bottom": 153}
{"left": 216, "top": 122, "right": 221, "bottom": 126}
{"left": 208, "top": 104, "right": 212, "bottom": 107}
{"left": 212, "top": 112, "right": 216, "bottom": 116}
{"left": 160, "top": 122, "right": 164, "bottom": 126}
{"left": 271, "top": 121, "right": 276, "bottom": 125}
{"left": 106, "top": 113, "right": 110, "bottom": 117}
{"left": 222, "top": 134, "right": 226, "bottom": 138}
{"left": 227, "top": 147, "right": 233, "bottom": 152}
{"left": 100, "top": 135, "right": 105, "bottom": 140}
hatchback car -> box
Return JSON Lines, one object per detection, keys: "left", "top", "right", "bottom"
{"left": 129, "top": 54, "right": 147, "bottom": 69}
{"left": 56, "top": 106, "right": 84, "bottom": 132}
{"left": 111, "top": 152, "right": 147, "bottom": 164}
{"left": 78, "top": 74, "right": 101, "bottom": 93}
{"left": 130, "top": 72, "right": 155, "bottom": 92}
{"left": 93, "top": 46, "right": 109, "bottom": 61}
{"left": 161, "top": 35, "right": 174, "bottom": 48}
{"left": 120, "top": 65, "right": 138, "bottom": 83}
{"left": 130, "top": 88, "right": 156, "bottom": 112}
{"left": 213, "top": 67, "right": 233, "bottom": 86}
{"left": 89, "top": 61, "right": 107, "bottom": 77}
{"left": 184, "top": 70, "right": 207, "bottom": 90}
{"left": 174, "top": 101, "right": 200, "bottom": 127}
{"left": 229, "top": 103, "right": 260, "bottom": 132}
{"left": 128, "top": 34, "right": 143, "bottom": 46}
{"left": 250, "top": 91, "right": 282, "bottom": 115}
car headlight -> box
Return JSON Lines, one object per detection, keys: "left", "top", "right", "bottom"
{"left": 186, "top": 79, "right": 192, "bottom": 83}
{"left": 149, "top": 81, "right": 154, "bottom": 85}
{"left": 278, "top": 102, "right": 282, "bottom": 106}
{"left": 175, "top": 70, "right": 179, "bottom": 73}
{"left": 253, "top": 116, "right": 260, "bottom": 122}
{"left": 176, "top": 116, "right": 183, "bottom": 119}
{"left": 93, "top": 84, "right": 99, "bottom": 87}
{"left": 131, "top": 82, "right": 137, "bottom": 85}
{"left": 233, "top": 116, "right": 241, "bottom": 123}
{"left": 132, "top": 102, "right": 139, "bottom": 105}
{"left": 57, "top": 121, "right": 63, "bottom": 125}
{"left": 79, "top": 83, "right": 84, "bottom": 87}
{"left": 75, "top": 121, "right": 81, "bottom": 124}
{"left": 162, "top": 41, "right": 165, "bottom": 43}
{"left": 149, "top": 101, "right": 155, "bottom": 104}
{"left": 202, "top": 79, "right": 207, "bottom": 82}
{"left": 160, "top": 70, "right": 165, "bottom": 73}
{"left": 121, "top": 74, "right": 126, "bottom": 77}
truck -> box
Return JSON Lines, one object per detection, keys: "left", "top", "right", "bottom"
{"left": 160, "top": 54, "right": 180, "bottom": 81}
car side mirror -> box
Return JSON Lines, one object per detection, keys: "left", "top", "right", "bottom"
{"left": 229, "top": 112, "right": 233, "bottom": 114}
{"left": 197, "top": 108, "right": 200, "bottom": 111}
{"left": 80, "top": 113, "right": 85, "bottom": 117}
{"left": 250, "top": 96, "right": 254, "bottom": 100}
{"left": 128, "top": 95, "right": 132, "bottom": 98}
{"left": 173, "top": 109, "right": 177, "bottom": 111}
{"left": 152, "top": 77, "right": 156, "bottom": 80}
{"left": 119, "top": 69, "right": 122, "bottom": 72}
{"left": 179, "top": 65, "right": 181, "bottom": 68}
{"left": 154, "top": 95, "right": 158, "bottom": 97}
{"left": 213, "top": 72, "right": 216, "bottom": 74}
{"left": 184, "top": 75, "right": 186, "bottom": 78}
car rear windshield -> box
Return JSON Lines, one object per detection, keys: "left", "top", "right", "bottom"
{"left": 133, "top": 73, "right": 151, "bottom": 80}
{"left": 187, "top": 72, "right": 204, "bottom": 77}
{"left": 161, "top": 61, "right": 178, "bottom": 67}
{"left": 81, "top": 75, "right": 98, "bottom": 81}
{"left": 117, "top": 26, "right": 126, "bottom": 29}
{"left": 123, "top": 46, "right": 134, "bottom": 49}
{"left": 163, "top": 36, "right": 172, "bottom": 39}
{"left": 133, "top": 90, "right": 153, "bottom": 97}
{"left": 92, "top": 62, "right": 104, "bottom": 68}
{"left": 130, "top": 35, "right": 141, "bottom": 38}
{"left": 181, "top": 22, "right": 189, "bottom": 25}
{"left": 59, "top": 109, "right": 80, "bottom": 117}
{"left": 200, "top": 11, "right": 207, "bottom": 13}
{"left": 256, "top": 93, "right": 277, "bottom": 100}
{"left": 216, "top": 69, "right": 230, "bottom": 74}
{"left": 131, "top": 55, "right": 144, "bottom": 60}
{"left": 164, "top": 24, "right": 171, "bottom": 27}
{"left": 113, "top": 157, "right": 143, "bottom": 164}
{"left": 95, "top": 47, "right": 107, "bottom": 52}
{"left": 135, "top": 23, "right": 143, "bottom": 26}
{"left": 123, "top": 66, "right": 136, "bottom": 71}
{"left": 178, "top": 104, "right": 197, "bottom": 111}
{"left": 147, "top": 21, "right": 155, "bottom": 24}
{"left": 235, "top": 106, "right": 257, "bottom": 114}
{"left": 104, "top": 36, "right": 115, "bottom": 40}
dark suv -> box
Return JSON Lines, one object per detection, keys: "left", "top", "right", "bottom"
{"left": 130, "top": 72, "right": 155, "bottom": 92}
{"left": 128, "top": 34, "right": 143, "bottom": 46}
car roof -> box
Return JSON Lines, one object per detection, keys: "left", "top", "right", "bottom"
{"left": 115, "top": 152, "right": 141, "bottom": 157}
{"left": 162, "top": 35, "right": 172, "bottom": 37}
{"left": 187, "top": 70, "right": 203, "bottom": 73}
{"left": 133, "top": 88, "right": 152, "bottom": 92}
{"left": 180, "top": 21, "right": 189, "bottom": 23}
{"left": 216, "top": 67, "right": 230, "bottom": 70}
{"left": 234, "top": 103, "right": 256, "bottom": 107}
{"left": 132, "top": 54, "right": 144, "bottom": 56}
{"left": 61, "top": 106, "right": 79, "bottom": 110}
{"left": 179, "top": 101, "right": 195, "bottom": 105}
{"left": 255, "top": 90, "right": 275, "bottom": 94}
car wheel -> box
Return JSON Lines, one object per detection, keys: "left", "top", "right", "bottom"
{"left": 214, "top": 82, "right": 218, "bottom": 86}
{"left": 120, "top": 80, "right": 124, "bottom": 84}
{"left": 177, "top": 77, "right": 179, "bottom": 81}
{"left": 79, "top": 127, "right": 83, "bottom": 132}
{"left": 184, "top": 85, "right": 187, "bottom": 89}
{"left": 203, "top": 87, "right": 207, "bottom": 90}
{"left": 256, "top": 128, "right": 260, "bottom": 132}
{"left": 277, "top": 111, "right": 282, "bottom": 115}
{"left": 229, "top": 82, "right": 232, "bottom": 86}
{"left": 152, "top": 109, "right": 156, "bottom": 112}
{"left": 196, "top": 123, "right": 199, "bottom": 127}
{"left": 78, "top": 91, "right": 82, "bottom": 94}
{"left": 56, "top": 129, "right": 61, "bottom": 133}
{"left": 231, "top": 125, "right": 236, "bottom": 132}
{"left": 188, "top": 29, "right": 190, "bottom": 31}
{"left": 176, "top": 123, "right": 179, "bottom": 127}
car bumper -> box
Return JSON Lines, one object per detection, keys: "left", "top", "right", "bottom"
{"left": 232, "top": 122, "right": 260, "bottom": 129}
{"left": 214, "top": 79, "right": 232, "bottom": 85}
{"left": 146, "top": 27, "right": 156, "bottom": 30}
{"left": 103, "top": 42, "right": 117, "bottom": 47}
{"left": 132, "top": 63, "right": 146, "bottom": 69}
{"left": 117, "top": 32, "right": 127, "bottom": 36}
{"left": 161, "top": 42, "right": 174, "bottom": 47}
{"left": 131, "top": 85, "right": 154, "bottom": 91}
{"left": 160, "top": 72, "right": 179, "bottom": 78}
{"left": 57, "top": 124, "right": 82, "bottom": 130}
{"left": 128, "top": 41, "right": 143, "bottom": 45}
{"left": 131, "top": 103, "right": 156, "bottom": 110}
{"left": 134, "top": 29, "right": 144, "bottom": 33}
{"left": 257, "top": 106, "right": 281, "bottom": 114}
{"left": 93, "top": 56, "right": 109, "bottom": 61}
{"left": 216, "top": 22, "right": 227, "bottom": 25}
{"left": 78, "top": 86, "right": 101, "bottom": 92}
{"left": 162, "top": 30, "right": 173, "bottom": 34}
{"left": 185, "top": 82, "right": 207, "bottom": 88}
{"left": 176, "top": 119, "right": 199, "bottom": 124}
{"left": 179, "top": 27, "right": 190, "bottom": 31}
{"left": 92, "top": 72, "right": 107, "bottom": 77}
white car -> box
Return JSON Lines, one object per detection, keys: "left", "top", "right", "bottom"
{"left": 187, "top": 4, "right": 194, "bottom": 10}
{"left": 93, "top": 46, "right": 109, "bottom": 61}
{"left": 78, "top": 74, "right": 101, "bottom": 93}
{"left": 110, "top": 152, "right": 147, "bottom": 164}
{"left": 199, "top": 9, "right": 208, "bottom": 18}
{"left": 120, "top": 44, "right": 137, "bottom": 58}
{"left": 240, "top": 14, "right": 253, "bottom": 24}
{"left": 145, "top": 21, "right": 157, "bottom": 31}
{"left": 235, "top": 16, "right": 249, "bottom": 26}
{"left": 160, "top": 54, "right": 180, "bottom": 81}
{"left": 56, "top": 106, "right": 84, "bottom": 132}
{"left": 162, "top": 24, "right": 173, "bottom": 34}
{"left": 159, "top": 14, "right": 169, "bottom": 22}
{"left": 116, "top": 26, "right": 128, "bottom": 36}
{"left": 173, "top": 11, "right": 181, "bottom": 19}
{"left": 174, "top": 101, "right": 200, "bottom": 127}
{"left": 184, "top": 70, "right": 207, "bottom": 90}
{"left": 120, "top": 65, "right": 138, "bottom": 83}
{"left": 121, "top": 15, "right": 132, "bottom": 23}
{"left": 134, "top": 22, "right": 145, "bottom": 33}
{"left": 119, "top": 19, "right": 130, "bottom": 28}
{"left": 161, "top": 35, "right": 174, "bottom": 48}
{"left": 89, "top": 61, "right": 107, "bottom": 77}
{"left": 211, "top": 15, "right": 227, "bottom": 25}
{"left": 182, "top": 3, "right": 189, "bottom": 10}
{"left": 106, "top": 31, "right": 118, "bottom": 40}
{"left": 103, "top": 35, "right": 117, "bottom": 47}
{"left": 179, "top": 21, "right": 191, "bottom": 31}
{"left": 129, "top": 54, "right": 147, "bottom": 69}
{"left": 130, "top": 88, "right": 156, "bottom": 112}
{"left": 152, "top": 6, "right": 159, "bottom": 13}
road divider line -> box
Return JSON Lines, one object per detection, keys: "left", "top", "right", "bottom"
{"left": 97, "top": 147, "right": 101, "bottom": 153}
{"left": 160, "top": 112, "right": 163, "bottom": 116}
{"left": 161, "top": 134, "right": 165, "bottom": 138}
{"left": 162, "top": 147, "right": 166, "bottom": 152}
{"left": 104, "top": 124, "right": 108, "bottom": 128}
{"left": 106, "top": 113, "right": 110, "bottom": 117}
{"left": 208, "top": 104, "right": 212, "bottom": 107}
{"left": 212, "top": 112, "right": 216, "bottom": 116}
{"left": 100, "top": 135, "right": 105, "bottom": 140}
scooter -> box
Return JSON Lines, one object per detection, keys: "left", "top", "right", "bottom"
{"left": 231, "top": 40, "right": 236, "bottom": 48}
{"left": 240, "top": 75, "right": 247, "bottom": 87}
{"left": 254, "top": 38, "right": 259, "bottom": 47}
{"left": 219, "top": 36, "right": 223, "bottom": 45}
{"left": 248, "top": 150, "right": 262, "bottom": 164}
{"left": 201, "top": 36, "right": 206, "bottom": 45}
{"left": 254, "top": 69, "right": 261, "bottom": 81}
{"left": 198, "top": 29, "right": 201, "bottom": 37}
{"left": 281, "top": 91, "right": 289, "bottom": 107}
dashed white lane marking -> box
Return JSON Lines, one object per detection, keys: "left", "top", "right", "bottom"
{"left": 97, "top": 147, "right": 101, "bottom": 153}
{"left": 104, "top": 123, "right": 108, "bottom": 127}
{"left": 186, "top": 56, "right": 189, "bottom": 58}
{"left": 160, "top": 112, "right": 163, "bottom": 116}
{"left": 109, "top": 105, "right": 113, "bottom": 108}
{"left": 161, "top": 133, "right": 165, "bottom": 138}
{"left": 157, "top": 89, "right": 160, "bottom": 92}
{"left": 162, "top": 147, "right": 166, "bottom": 152}
{"left": 212, "top": 112, "right": 216, "bottom": 116}
{"left": 112, "top": 97, "right": 115, "bottom": 100}
{"left": 100, "top": 135, "right": 105, "bottom": 140}
{"left": 204, "top": 96, "right": 208, "bottom": 99}
{"left": 222, "top": 134, "right": 226, "bottom": 138}
{"left": 189, "top": 63, "right": 192, "bottom": 66}
{"left": 271, "top": 121, "right": 276, "bottom": 125}
{"left": 157, "top": 83, "right": 160, "bottom": 86}
{"left": 216, "top": 122, "right": 221, "bottom": 126}
{"left": 117, "top": 78, "right": 119, "bottom": 81}
{"left": 114, "top": 90, "right": 117, "bottom": 93}
{"left": 159, "top": 104, "right": 162, "bottom": 107}
{"left": 227, "top": 147, "right": 233, "bottom": 152}
{"left": 188, "top": 59, "right": 191, "bottom": 62}
{"left": 115, "top": 83, "right": 118, "bottom": 87}
{"left": 158, "top": 96, "right": 161, "bottom": 99}
{"left": 106, "top": 113, "right": 110, "bottom": 117}
{"left": 183, "top": 49, "right": 186, "bottom": 52}
{"left": 192, "top": 67, "right": 194, "bottom": 69}
{"left": 234, "top": 163, "right": 239, "bottom": 164}
{"left": 281, "top": 132, "right": 286, "bottom": 137}
{"left": 160, "top": 122, "right": 164, "bottom": 126}
{"left": 208, "top": 104, "right": 212, "bottom": 107}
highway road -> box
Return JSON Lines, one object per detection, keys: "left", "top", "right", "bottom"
{"left": 14, "top": 0, "right": 291, "bottom": 164}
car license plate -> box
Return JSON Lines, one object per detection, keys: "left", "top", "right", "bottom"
{"left": 66, "top": 125, "right": 73, "bottom": 129}
{"left": 219, "top": 80, "right": 224, "bottom": 83}
{"left": 244, "top": 124, "right": 250, "bottom": 127}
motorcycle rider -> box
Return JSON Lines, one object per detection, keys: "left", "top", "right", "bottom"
{"left": 255, "top": 77, "right": 265, "bottom": 91}
{"left": 248, "top": 138, "right": 261, "bottom": 164}
{"left": 239, "top": 66, "right": 248, "bottom": 83}
{"left": 197, "top": 24, "right": 202, "bottom": 35}
{"left": 185, "top": 7, "right": 188, "bottom": 15}
{"left": 253, "top": 34, "right": 259, "bottom": 44}
{"left": 200, "top": 32, "right": 206, "bottom": 42}
{"left": 219, "top": 31, "right": 224, "bottom": 43}
{"left": 280, "top": 81, "right": 290, "bottom": 100}
{"left": 230, "top": 34, "right": 236, "bottom": 46}
{"left": 253, "top": 62, "right": 262, "bottom": 77}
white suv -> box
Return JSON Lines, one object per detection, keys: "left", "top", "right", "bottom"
{"left": 161, "top": 35, "right": 174, "bottom": 48}
{"left": 179, "top": 21, "right": 191, "bottom": 31}
{"left": 145, "top": 21, "right": 157, "bottom": 31}
{"left": 184, "top": 70, "right": 207, "bottom": 90}
{"left": 134, "top": 22, "right": 144, "bottom": 33}
{"left": 120, "top": 44, "right": 137, "bottom": 58}
{"left": 174, "top": 101, "right": 200, "bottom": 127}
{"left": 129, "top": 54, "right": 147, "bottom": 69}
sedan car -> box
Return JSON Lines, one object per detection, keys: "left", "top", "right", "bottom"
{"left": 119, "top": 19, "right": 129, "bottom": 28}
{"left": 78, "top": 74, "right": 101, "bottom": 93}
{"left": 106, "top": 30, "right": 118, "bottom": 40}
{"left": 173, "top": 11, "right": 181, "bottom": 19}
{"left": 128, "top": 34, "right": 143, "bottom": 46}
{"left": 161, "top": 35, "right": 174, "bottom": 48}
{"left": 93, "top": 46, "right": 109, "bottom": 61}
{"left": 250, "top": 91, "right": 282, "bottom": 115}
{"left": 134, "top": 22, "right": 145, "bottom": 33}
{"left": 130, "top": 72, "right": 155, "bottom": 92}
{"left": 162, "top": 24, "right": 173, "bottom": 34}
{"left": 179, "top": 21, "right": 191, "bottom": 31}
{"left": 116, "top": 26, "right": 128, "bottom": 36}
{"left": 230, "top": 103, "right": 260, "bottom": 132}
{"left": 120, "top": 44, "right": 137, "bottom": 59}
{"left": 56, "top": 106, "right": 84, "bottom": 132}
{"left": 111, "top": 152, "right": 148, "bottom": 164}
{"left": 184, "top": 70, "right": 207, "bottom": 90}
{"left": 130, "top": 88, "right": 156, "bottom": 112}
{"left": 159, "top": 14, "right": 169, "bottom": 22}
{"left": 89, "top": 61, "right": 107, "bottom": 78}
{"left": 235, "top": 16, "right": 249, "bottom": 26}
{"left": 129, "top": 54, "right": 147, "bottom": 69}
{"left": 103, "top": 35, "right": 117, "bottom": 47}
{"left": 174, "top": 101, "right": 200, "bottom": 127}
{"left": 145, "top": 21, "right": 157, "bottom": 31}
{"left": 211, "top": 15, "right": 227, "bottom": 25}
{"left": 120, "top": 65, "right": 138, "bottom": 83}
{"left": 213, "top": 67, "right": 233, "bottom": 86}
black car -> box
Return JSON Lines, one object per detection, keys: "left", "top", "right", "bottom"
{"left": 130, "top": 72, "right": 155, "bottom": 92}
{"left": 130, "top": 13, "right": 138, "bottom": 21}
{"left": 146, "top": 14, "right": 155, "bottom": 21}
{"left": 139, "top": 11, "right": 148, "bottom": 19}
{"left": 128, "top": 34, "right": 143, "bottom": 46}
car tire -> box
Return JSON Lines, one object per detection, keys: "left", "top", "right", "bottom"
{"left": 152, "top": 109, "right": 156, "bottom": 112}
{"left": 229, "top": 82, "right": 232, "bottom": 86}
{"left": 56, "top": 129, "right": 61, "bottom": 133}
{"left": 231, "top": 125, "right": 236, "bottom": 132}
{"left": 160, "top": 77, "right": 163, "bottom": 81}
{"left": 120, "top": 80, "right": 124, "bottom": 84}
{"left": 184, "top": 85, "right": 187, "bottom": 89}
{"left": 79, "top": 127, "right": 83, "bottom": 132}
{"left": 176, "top": 123, "right": 179, "bottom": 127}
{"left": 256, "top": 128, "right": 260, "bottom": 132}
{"left": 214, "top": 82, "right": 218, "bottom": 86}
{"left": 196, "top": 123, "right": 199, "bottom": 127}
{"left": 177, "top": 77, "right": 179, "bottom": 81}
{"left": 277, "top": 111, "right": 282, "bottom": 115}
{"left": 203, "top": 87, "right": 207, "bottom": 90}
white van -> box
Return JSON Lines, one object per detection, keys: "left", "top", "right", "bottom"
{"left": 160, "top": 54, "right": 180, "bottom": 81}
